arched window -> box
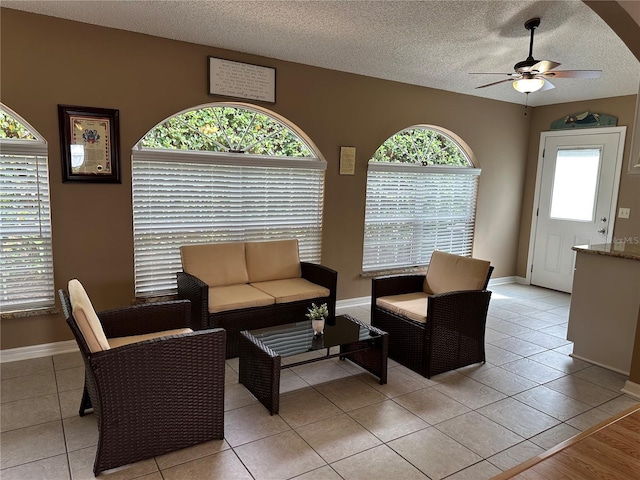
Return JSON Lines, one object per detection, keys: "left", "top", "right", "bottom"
{"left": 132, "top": 103, "right": 326, "bottom": 297}
{"left": 363, "top": 125, "right": 480, "bottom": 272}
{"left": 0, "top": 104, "right": 55, "bottom": 314}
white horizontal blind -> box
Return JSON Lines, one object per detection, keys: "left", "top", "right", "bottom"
{"left": 132, "top": 152, "right": 325, "bottom": 297}
{"left": 363, "top": 163, "right": 480, "bottom": 272}
{"left": 1, "top": 152, "right": 55, "bottom": 312}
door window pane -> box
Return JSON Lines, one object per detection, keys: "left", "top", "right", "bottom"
{"left": 550, "top": 148, "right": 600, "bottom": 221}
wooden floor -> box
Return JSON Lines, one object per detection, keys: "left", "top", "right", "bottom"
{"left": 493, "top": 403, "right": 640, "bottom": 479}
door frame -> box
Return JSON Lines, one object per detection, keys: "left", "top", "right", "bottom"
{"left": 525, "top": 126, "right": 626, "bottom": 286}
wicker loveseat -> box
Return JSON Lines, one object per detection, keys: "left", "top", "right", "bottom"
{"left": 59, "top": 279, "right": 226, "bottom": 475}
{"left": 372, "top": 251, "right": 493, "bottom": 378}
{"left": 177, "top": 239, "right": 337, "bottom": 358}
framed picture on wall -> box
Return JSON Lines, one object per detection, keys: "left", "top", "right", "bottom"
{"left": 58, "top": 105, "right": 121, "bottom": 183}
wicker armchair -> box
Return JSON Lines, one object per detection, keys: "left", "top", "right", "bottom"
{"left": 371, "top": 251, "right": 493, "bottom": 378}
{"left": 58, "top": 280, "right": 226, "bottom": 475}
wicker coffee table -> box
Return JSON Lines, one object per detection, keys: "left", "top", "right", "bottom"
{"left": 239, "top": 314, "right": 388, "bottom": 414}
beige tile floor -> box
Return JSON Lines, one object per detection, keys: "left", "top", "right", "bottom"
{"left": 1, "top": 283, "right": 638, "bottom": 479}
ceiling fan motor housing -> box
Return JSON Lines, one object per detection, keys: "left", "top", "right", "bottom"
{"left": 514, "top": 59, "right": 539, "bottom": 72}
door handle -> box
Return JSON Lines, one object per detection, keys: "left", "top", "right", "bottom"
{"left": 597, "top": 228, "right": 606, "bottom": 234}
{"left": 600, "top": 217, "right": 607, "bottom": 223}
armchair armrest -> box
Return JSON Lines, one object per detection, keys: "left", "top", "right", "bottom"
{"left": 372, "top": 275, "right": 425, "bottom": 298}
{"left": 99, "top": 300, "right": 191, "bottom": 338}
{"left": 177, "top": 271, "right": 209, "bottom": 329}
{"left": 88, "top": 328, "right": 226, "bottom": 429}
{"left": 427, "top": 289, "right": 492, "bottom": 332}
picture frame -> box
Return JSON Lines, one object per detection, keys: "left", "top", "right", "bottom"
{"left": 58, "top": 105, "right": 121, "bottom": 183}
{"left": 208, "top": 56, "right": 276, "bottom": 103}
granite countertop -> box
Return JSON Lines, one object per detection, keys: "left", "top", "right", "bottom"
{"left": 572, "top": 242, "right": 640, "bottom": 262}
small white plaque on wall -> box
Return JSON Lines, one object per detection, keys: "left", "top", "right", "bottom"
{"left": 340, "top": 146, "right": 356, "bottom": 175}
{"left": 208, "top": 57, "right": 276, "bottom": 103}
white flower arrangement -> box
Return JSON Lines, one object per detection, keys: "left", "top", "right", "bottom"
{"left": 306, "top": 302, "right": 329, "bottom": 321}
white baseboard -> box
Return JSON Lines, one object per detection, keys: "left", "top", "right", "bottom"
{"left": 336, "top": 296, "right": 370, "bottom": 309}
{"left": 621, "top": 380, "right": 640, "bottom": 400}
{"left": 515, "top": 276, "right": 528, "bottom": 284}
{"left": 570, "top": 353, "right": 630, "bottom": 376}
{"left": 0, "top": 340, "right": 78, "bottom": 363}
{"left": 1, "top": 278, "right": 522, "bottom": 363}
{"left": 489, "top": 276, "right": 518, "bottom": 286}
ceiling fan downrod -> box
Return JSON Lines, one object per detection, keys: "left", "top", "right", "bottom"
{"left": 526, "top": 17, "right": 540, "bottom": 60}
{"left": 515, "top": 17, "right": 541, "bottom": 71}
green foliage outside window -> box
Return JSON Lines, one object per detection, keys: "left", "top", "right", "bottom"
{"left": 0, "top": 111, "right": 36, "bottom": 140}
{"left": 371, "top": 127, "right": 469, "bottom": 166}
{"left": 142, "top": 106, "right": 313, "bottom": 157}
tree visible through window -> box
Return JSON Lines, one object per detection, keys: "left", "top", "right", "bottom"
{"left": 0, "top": 111, "right": 36, "bottom": 140}
{"left": 0, "top": 105, "right": 55, "bottom": 314}
{"left": 371, "top": 127, "right": 469, "bottom": 166}
{"left": 363, "top": 125, "right": 480, "bottom": 272}
{"left": 132, "top": 103, "right": 326, "bottom": 297}
{"left": 142, "top": 105, "right": 313, "bottom": 157}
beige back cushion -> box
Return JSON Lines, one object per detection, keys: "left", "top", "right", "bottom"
{"left": 180, "top": 242, "right": 249, "bottom": 287}
{"left": 245, "top": 239, "right": 302, "bottom": 283}
{"left": 68, "top": 279, "right": 110, "bottom": 353}
{"left": 424, "top": 251, "right": 491, "bottom": 294}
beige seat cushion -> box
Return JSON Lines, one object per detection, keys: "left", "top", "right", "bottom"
{"left": 108, "top": 328, "right": 193, "bottom": 349}
{"left": 251, "top": 278, "right": 330, "bottom": 304}
{"left": 208, "top": 284, "right": 275, "bottom": 313}
{"left": 180, "top": 242, "right": 249, "bottom": 287}
{"left": 68, "top": 279, "right": 110, "bottom": 353}
{"left": 245, "top": 239, "right": 302, "bottom": 283}
{"left": 376, "top": 293, "right": 428, "bottom": 324}
{"left": 424, "top": 251, "right": 491, "bottom": 294}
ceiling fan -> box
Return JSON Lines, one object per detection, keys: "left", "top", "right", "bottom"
{"left": 471, "top": 17, "right": 602, "bottom": 94}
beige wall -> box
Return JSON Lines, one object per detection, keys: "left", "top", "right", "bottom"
{"left": 516, "top": 95, "right": 640, "bottom": 277}
{"left": 1, "top": 7, "right": 638, "bottom": 351}
{"left": 1, "top": 9, "right": 531, "bottom": 349}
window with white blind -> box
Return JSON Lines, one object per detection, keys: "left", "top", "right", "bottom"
{"left": 0, "top": 105, "right": 55, "bottom": 314}
{"left": 363, "top": 125, "right": 480, "bottom": 272}
{"left": 132, "top": 103, "right": 326, "bottom": 297}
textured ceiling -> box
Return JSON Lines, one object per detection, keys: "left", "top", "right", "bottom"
{"left": 4, "top": 0, "right": 639, "bottom": 107}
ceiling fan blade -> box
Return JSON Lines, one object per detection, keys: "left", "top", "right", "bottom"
{"left": 539, "top": 79, "right": 555, "bottom": 91}
{"left": 543, "top": 70, "right": 602, "bottom": 79}
{"left": 475, "top": 78, "right": 514, "bottom": 89}
{"left": 530, "top": 60, "right": 561, "bottom": 73}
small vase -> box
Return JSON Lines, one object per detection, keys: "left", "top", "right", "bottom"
{"left": 312, "top": 318, "right": 325, "bottom": 336}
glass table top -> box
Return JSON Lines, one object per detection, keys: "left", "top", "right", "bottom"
{"left": 247, "top": 315, "right": 382, "bottom": 359}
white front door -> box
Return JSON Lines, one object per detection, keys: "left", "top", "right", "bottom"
{"left": 529, "top": 127, "right": 625, "bottom": 293}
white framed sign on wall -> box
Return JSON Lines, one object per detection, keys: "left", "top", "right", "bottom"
{"left": 208, "top": 57, "right": 276, "bottom": 103}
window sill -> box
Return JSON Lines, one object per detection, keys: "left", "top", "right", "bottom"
{"left": 1, "top": 307, "right": 58, "bottom": 320}
{"left": 132, "top": 294, "right": 179, "bottom": 305}
{"left": 361, "top": 266, "right": 428, "bottom": 278}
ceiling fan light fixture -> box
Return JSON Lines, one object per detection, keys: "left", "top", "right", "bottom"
{"left": 513, "top": 78, "right": 545, "bottom": 93}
